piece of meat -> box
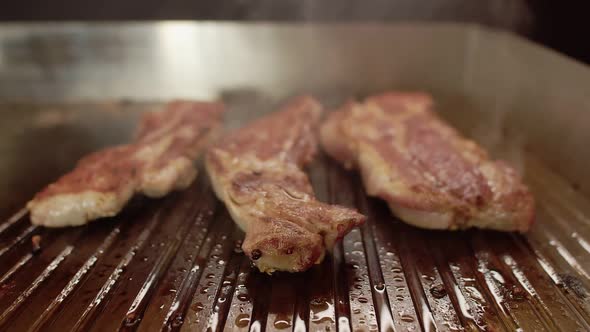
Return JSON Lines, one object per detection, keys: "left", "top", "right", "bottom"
{"left": 320, "top": 92, "right": 535, "bottom": 232}
{"left": 134, "top": 101, "right": 223, "bottom": 197}
{"left": 28, "top": 101, "right": 224, "bottom": 227}
{"left": 206, "top": 96, "right": 365, "bottom": 273}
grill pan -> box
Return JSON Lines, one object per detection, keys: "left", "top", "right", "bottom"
{"left": 1, "top": 23, "right": 590, "bottom": 331}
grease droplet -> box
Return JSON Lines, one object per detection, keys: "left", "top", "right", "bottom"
{"left": 171, "top": 315, "right": 184, "bottom": 327}
{"left": 400, "top": 314, "right": 415, "bottom": 322}
{"left": 430, "top": 284, "right": 447, "bottom": 298}
{"left": 511, "top": 286, "right": 526, "bottom": 301}
{"left": 273, "top": 318, "right": 292, "bottom": 329}
{"left": 235, "top": 313, "right": 250, "bottom": 327}
{"left": 192, "top": 302, "right": 204, "bottom": 312}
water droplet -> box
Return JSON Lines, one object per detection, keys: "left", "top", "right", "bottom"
{"left": 393, "top": 276, "right": 404, "bottom": 282}
{"left": 374, "top": 283, "right": 385, "bottom": 292}
{"left": 353, "top": 308, "right": 361, "bottom": 314}
{"left": 358, "top": 297, "right": 369, "bottom": 303}
{"left": 310, "top": 299, "right": 334, "bottom": 324}
{"left": 354, "top": 284, "right": 362, "bottom": 290}
{"left": 235, "top": 314, "right": 250, "bottom": 328}
{"left": 310, "top": 298, "right": 329, "bottom": 310}
{"left": 391, "top": 267, "right": 402, "bottom": 273}
{"left": 237, "top": 293, "right": 249, "bottom": 302}
{"left": 386, "top": 251, "right": 395, "bottom": 256}
{"left": 396, "top": 294, "right": 404, "bottom": 301}
{"left": 218, "top": 260, "right": 226, "bottom": 265}
{"left": 218, "top": 297, "right": 226, "bottom": 303}
{"left": 206, "top": 273, "right": 215, "bottom": 279}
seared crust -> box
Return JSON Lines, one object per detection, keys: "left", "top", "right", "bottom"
{"left": 320, "top": 92, "right": 535, "bottom": 232}
{"left": 206, "top": 96, "right": 365, "bottom": 273}
{"left": 28, "top": 101, "right": 224, "bottom": 227}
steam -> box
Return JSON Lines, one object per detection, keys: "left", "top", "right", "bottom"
{"left": 238, "top": 0, "right": 532, "bottom": 35}
{"left": 469, "top": 98, "right": 526, "bottom": 177}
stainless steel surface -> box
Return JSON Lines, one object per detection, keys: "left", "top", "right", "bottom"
{"left": 1, "top": 22, "right": 589, "bottom": 197}
{"left": 1, "top": 23, "right": 590, "bottom": 331}
{"left": 0, "top": 22, "right": 470, "bottom": 101}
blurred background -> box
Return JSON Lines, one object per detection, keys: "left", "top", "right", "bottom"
{"left": 0, "top": 0, "right": 589, "bottom": 64}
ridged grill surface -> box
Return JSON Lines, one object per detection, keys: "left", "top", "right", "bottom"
{"left": 1, "top": 101, "right": 590, "bottom": 332}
